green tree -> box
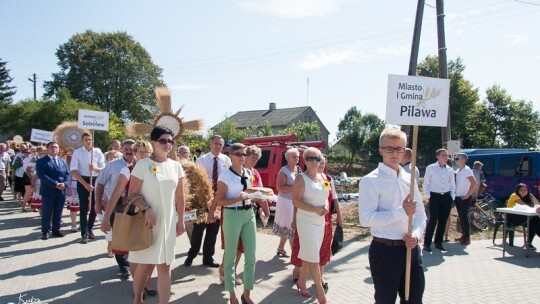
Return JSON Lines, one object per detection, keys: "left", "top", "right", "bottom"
{"left": 467, "top": 85, "right": 540, "bottom": 148}
{"left": 44, "top": 30, "right": 165, "bottom": 122}
{"left": 211, "top": 117, "right": 256, "bottom": 143}
{"left": 0, "top": 89, "right": 124, "bottom": 150}
{"left": 278, "top": 121, "right": 320, "bottom": 141}
{"left": 0, "top": 58, "right": 16, "bottom": 109}
{"left": 337, "top": 107, "right": 384, "bottom": 165}
{"left": 258, "top": 120, "right": 274, "bottom": 137}
{"left": 415, "top": 56, "right": 479, "bottom": 154}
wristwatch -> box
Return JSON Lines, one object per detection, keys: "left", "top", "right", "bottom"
{"left": 142, "top": 206, "right": 152, "bottom": 213}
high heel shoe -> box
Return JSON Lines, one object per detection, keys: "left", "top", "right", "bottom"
{"left": 144, "top": 287, "right": 157, "bottom": 297}
{"left": 276, "top": 249, "right": 289, "bottom": 257}
{"left": 240, "top": 294, "right": 254, "bottom": 304}
{"left": 295, "top": 282, "right": 311, "bottom": 297}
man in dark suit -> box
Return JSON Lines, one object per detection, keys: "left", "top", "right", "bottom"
{"left": 36, "top": 142, "right": 70, "bottom": 240}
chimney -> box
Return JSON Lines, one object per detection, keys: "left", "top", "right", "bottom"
{"left": 269, "top": 102, "right": 276, "bottom": 111}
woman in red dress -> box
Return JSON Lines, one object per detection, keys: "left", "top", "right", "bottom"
{"left": 290, "top": 156, "right": 342, "bottom": 290}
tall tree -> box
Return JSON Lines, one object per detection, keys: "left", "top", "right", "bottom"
{"left": 0, "top": 58, "right": 16, "bottom": 109}
{"left": 467, "top": 85, "right": 540, "bottom": 148}
{"left": 416, "top": 56, "right": 479, "bottom": 154}
{"left": 337, "top": 107, "right": 384, "bottom": 165}
{"left": 44, "top": 30, "right": 165, "bottom": 122}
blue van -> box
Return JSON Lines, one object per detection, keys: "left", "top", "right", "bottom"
{"left": 461, "top": 149, "right": 540, "bottom": 202}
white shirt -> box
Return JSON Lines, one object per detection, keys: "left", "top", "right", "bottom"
{"left": 422, "top": 162, "right": 456, "bottom": 199}
{"left": 70, "top": 146, "right": 105, "bottom": 177}
{"left": 96, "top": 158, "right": 131, "bottom": 202}
{"left": 455, "top": 165, "right": 474, "bottom": 197}
{"left": 12, "top": 153, "right": 26, "bottom": 177}
{"left": 358, "top": 163, "right": 427, "bottom": 240}
{"left": 196, "top": 152, "right": 231, "bottom": 183}
{"left": 402, "top": 162, "right": 420, "bottom": 183}
{"left": 219, "top": 168, "right": 253, "bottom": 207}
{"left": 0, "top": 152, "right": 9, "bottom": 172}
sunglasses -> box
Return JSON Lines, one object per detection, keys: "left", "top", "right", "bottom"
{"left": 306, "top": 156, "right": 321, "bottom": 162}
{"left": 454, "top": 157, "right": 463, "bottom": 161}
{"left": 233, "top": 152, "right": 248, "bottom": 157}
{"left": 156, "top": 138, "right": 174, "bottom": 145}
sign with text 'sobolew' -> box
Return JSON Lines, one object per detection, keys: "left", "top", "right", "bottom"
{"left": 386, "top": 75, "right": 450, "bottom": 127}
{"left": 30, "top": 128, "right": 54, "bottom": 144}
{"left": 78, "top": 109, "right": 109, "bottom": 131}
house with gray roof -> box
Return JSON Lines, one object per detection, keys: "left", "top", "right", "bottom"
{"left": 215, "top": 102, "right": 330, "bottom": 147}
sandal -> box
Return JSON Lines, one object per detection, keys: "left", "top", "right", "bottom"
{"left": 276, "top": 249, "right": 289, "bottom": 257}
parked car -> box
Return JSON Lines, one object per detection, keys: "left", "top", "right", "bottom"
{"left": 462, "top": 149, "right": 540, "bottom": 202}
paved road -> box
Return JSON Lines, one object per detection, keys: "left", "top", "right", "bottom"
{"left": 0, "top": 187, "right": 539, "bottom": 304}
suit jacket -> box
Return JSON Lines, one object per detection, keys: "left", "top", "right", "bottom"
{"left": 36, "top": 155, "right": 70, "bottom": 197}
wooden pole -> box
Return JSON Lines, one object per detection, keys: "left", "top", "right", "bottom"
{"left": 405, "top": 125, "right": 419, "bottom": 300}
{"left": 88, "top": 129, "right": 94, "bottom": 210}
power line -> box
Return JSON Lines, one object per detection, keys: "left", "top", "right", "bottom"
{"left": 512, "top": 0, "right": 540, "bottom": 6}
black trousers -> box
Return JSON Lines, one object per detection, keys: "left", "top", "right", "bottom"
{"left": 188, "top": 220, "right": 220, "bottom": 263}
{"left": 41, "top": 191, "right": 66, "bottom": 234}
{"left": 455, "top": 197, "right": 472, "bottom": 237}
{"left": 424, "top": 192, "right": 452, "bottom": 246}
{"left": 77, "top": 176, "right": 97, "bottom": 237}
{"left": 369, "top": 241, "right": 425, "bottom": 304}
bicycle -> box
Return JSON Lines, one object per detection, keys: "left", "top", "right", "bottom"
{"left": 467, "top": 192, "right": 504, "bottom": 231}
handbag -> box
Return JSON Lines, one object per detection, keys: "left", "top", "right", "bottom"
{"left": 111, "top": 195, "right": 152, "bottom": 251}
{"left": 331, "top": 225, "right": 343, "bottom": 255}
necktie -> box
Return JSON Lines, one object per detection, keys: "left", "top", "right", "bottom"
{"left": 212, "top": 157, "right": 218, "bottom": 192}
{"left": 54, "top": 157, "right": 59, "bottom": 168}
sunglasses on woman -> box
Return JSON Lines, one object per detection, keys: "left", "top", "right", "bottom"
{"left": 306, "top": 156, "right": 321, "bottom": 162}
{"left": 157, "top": 138, "right": 174, "bottom": 145}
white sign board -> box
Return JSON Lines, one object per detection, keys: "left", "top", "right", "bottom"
{"left": 446, "top": 140, "right": 461, "bottom": 156}
{"left": 78, "top": 109, "right": 109, "bottom": 131}
{"left": 30, "top": 129, "right": 54, "bottom": 144}
{"left": 386, "top": 75, "right": 450, "bottom": 127}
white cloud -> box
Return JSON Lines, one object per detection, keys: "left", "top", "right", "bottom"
{"left": 169, "top": 83, "right": 209, "bottom": 91}
{"left": 236, "top": 0, "right": 342, "bottom": 18}
{"left": 505, "top": 33, "right": 528, "bottom": 45}
{"left": 296, "top": 46, "right": 370, "bottom": 70}
{"left": 374, "top": 45, "right": 409, "bottom": 57}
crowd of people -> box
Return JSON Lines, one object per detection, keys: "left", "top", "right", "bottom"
{"left": 0, "top": 127, "right": 343, "bottom": 304}
{"left": 3, "top": 126, "right": 540, "bottom": 304}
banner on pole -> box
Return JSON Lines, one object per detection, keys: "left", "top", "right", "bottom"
{"left": 78, "top": 109, "right": 109, "bottom": 131}
{"left": 386, "top": 75, "right": 450, "bottom": 127}
{"left": 30, "top": 129, "right": 54, "bottom": 144}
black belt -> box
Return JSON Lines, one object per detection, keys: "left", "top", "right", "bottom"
{"left": 372, "top": 236, "right": 405, "bottom": 247}
{"left": 430, "top": 191, "right": 449, "bottom": 196}
{"left": 224, "top": 204, "right": 253, "bottom": 211}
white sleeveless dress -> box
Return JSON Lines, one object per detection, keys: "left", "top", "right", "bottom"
{"left": 296, "top": 173, "right": 329, "bottom": 263}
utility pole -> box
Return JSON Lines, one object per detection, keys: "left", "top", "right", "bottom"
{"left": 306, "top": 77, "right": 310, "bottom": 106}
{"left": 402, "top": 0, "right": 425, "bottom": 140}
{"left": 28, "top": 73, "right": 37, "bottom": 100}
{"left": 436, "top": 0, "right": 450, "bottom": 148}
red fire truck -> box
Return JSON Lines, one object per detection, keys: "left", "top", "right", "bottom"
{"left": 242, "top": 134, "right": 327, "bottom": 212}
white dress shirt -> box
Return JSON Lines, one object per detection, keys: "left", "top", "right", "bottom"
{"left": 196, "top": 152, "right": 231, "bottom": 182}
{"left": 358, "top": 163, "right": 427, "bottom": 240}
{"left": 422, "top": 162, "right": 456, "bottom": 199}
{"left": 70, "top": 146, "right": 105, "bottom": 177}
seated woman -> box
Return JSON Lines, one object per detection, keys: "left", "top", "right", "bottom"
{"left": 506, "top": 183, "right": 540, "bottom": 249}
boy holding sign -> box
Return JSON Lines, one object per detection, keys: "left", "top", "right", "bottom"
{"left": 358, "top": 128, "right": 427, "bottom": 303}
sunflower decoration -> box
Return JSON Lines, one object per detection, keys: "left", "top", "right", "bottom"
{"left": 126, "top": 87, "right": 204, "bottom": 158}
{"left": 322, "top": 180, "right": 331, "bottom": 191}
{"left": 249, "top": 175, "right": 255, "bottom": 184}
{"left": 150, "top": 165, "right": 159, "bottom": 175}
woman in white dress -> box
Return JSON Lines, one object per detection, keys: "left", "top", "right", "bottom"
{"left": 127, "top": 127, "right": 186, "bottom": 304}
{"left": 292, "top": 147, "right": 329, "bottom": 304}
{"left": 272, "top": 148, "right": 300, "bottom": 257}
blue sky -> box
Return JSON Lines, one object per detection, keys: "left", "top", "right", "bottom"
{"left": 2, "top": 0, "right": 539, "bottom": 143}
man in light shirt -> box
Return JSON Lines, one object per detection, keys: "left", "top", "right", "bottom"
{"left": 454, "top": 153, "right": 477, "bottom": 246}
{"left": 70, "top": 133, "right": 105, "bottom": 244}
{"left": 0, "top": 143, "right": 10, "bottom": 201}
{"left": 422, "top": 148, "right": 456, "bottom": 252}
{"left": 184, "top": 135, "right": 231, "bottom": 268}
{"left": 400, "top": 148, "right": 419, "bottom": 183}
{"left": 358, "top": 128, "right": 427, "bottom": 304}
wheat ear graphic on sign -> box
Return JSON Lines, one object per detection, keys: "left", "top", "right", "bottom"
{"left": 416, "top": 86, "right": 441, "bottom": 108}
